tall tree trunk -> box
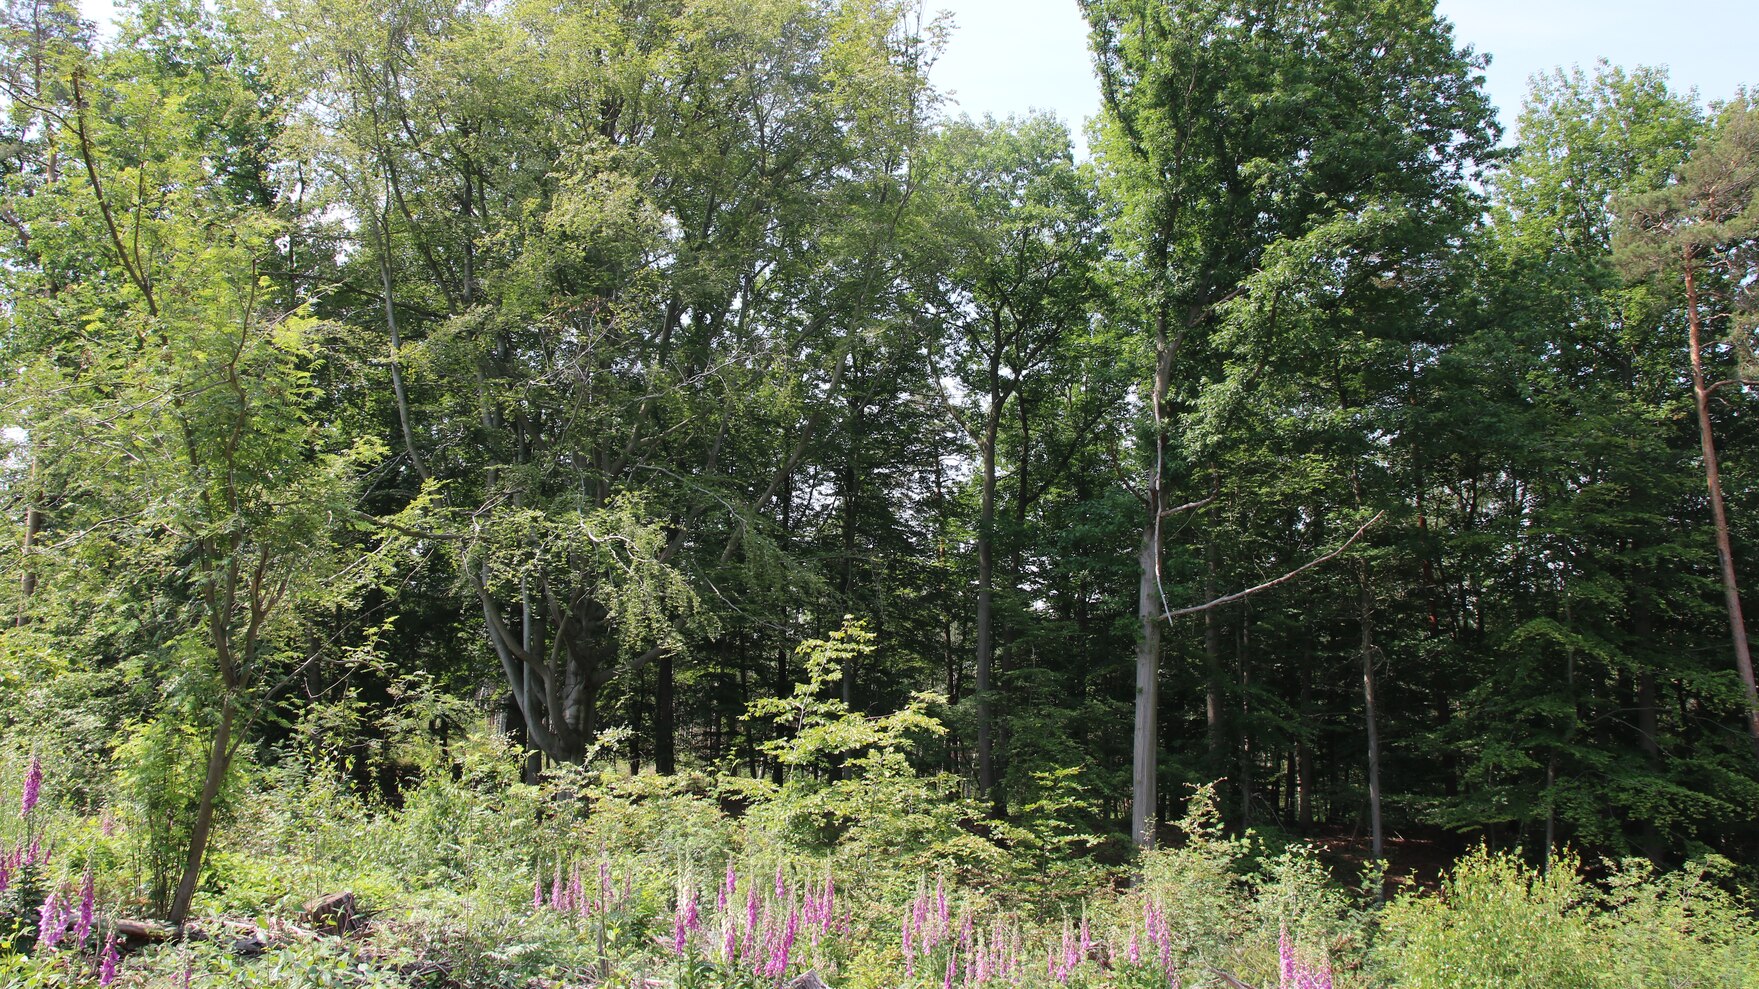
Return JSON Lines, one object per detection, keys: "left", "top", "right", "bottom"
{"left": 169, "top": 692, "right": 236, "bottom": 930}
{"left": 1204, "top": 535, "right": 1225, "bottom": 772}
{"left": 1132, "top": 311, "right": 1174, "bottom": 850}
{"left": 1237, "top": 613, "right": 1252, "bottom": 830}
{"left": 1359, "top": 575, "right": 1385, "bottom": 868}
{"left": 1132, "top": 523, "right": 1162, "bottom": 849}
{"left": 656, "top": 651, "right": 676, "bottom": 775}
{"left": 976, "top": 417, "right": 998, "bottom": 799}
{"left": 840, "top": 389, "right": 861, "bottom": 709}
{"left": 1683, "top": 256, "right": 1759, "bottom": 759}
{"left": 1297, "top": 644, "right": 1314, "bottom": 829}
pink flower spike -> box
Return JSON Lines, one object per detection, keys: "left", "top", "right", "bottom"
{"left": 1280, "top": 927, "right": 1295, "bottom": 989}
{"left": 75, "top": 871, "right": 95, "bottom": 945}
{"left": 672, "top": 897, "right": 690, "bottom": 956}
{"left": 21, "top": 753, "right": 42, "bottom": 818}
{"left": 533, "top": 874, "right": 544, "bottom": 911}
{"left": 99, "top": 934, "right": 119, "bottom": 986}
{"left": 36, "top": 890, "right": 66, "bottom": 951}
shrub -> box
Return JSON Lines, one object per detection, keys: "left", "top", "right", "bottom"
{"left": 1374, "top": 847, "right": 1597, "bottom": 989}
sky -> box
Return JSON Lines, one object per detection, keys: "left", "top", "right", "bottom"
{"left": 925, "top": 0, "right": 1759, "bottom": 155}
{"left": 76, "top": 0, "right": 1759, "bottom": 153}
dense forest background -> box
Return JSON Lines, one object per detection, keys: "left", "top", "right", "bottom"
{"left": 3, "top": 0, "right": 1759, "bottom": 983}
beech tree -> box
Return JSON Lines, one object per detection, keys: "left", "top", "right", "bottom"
{"left": 1081, "top": 0, "right": 1497, "bottom": 848}
{"left": 914, "top": 113, "right": 1106, "bottom": 802}
{"left": 246, "top": 0, "right": 937, "bottom": 767}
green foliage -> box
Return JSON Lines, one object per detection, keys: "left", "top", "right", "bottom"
{"left": 1375, "top": 847, "right": 1759, "bottom": 989}
{"left": 3, "top": 3, "right": 1759, "bottom": 986}
{"left": 111, "top": 720, "right": 216, "bottom": 916}
{"left": 1376, "top": 847, "right": 1599, "bottom": 989}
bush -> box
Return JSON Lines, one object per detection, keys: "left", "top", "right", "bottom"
{"left": 1375, "top": 847, "right": 1598, "bottom": 989}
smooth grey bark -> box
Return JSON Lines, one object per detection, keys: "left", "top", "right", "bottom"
{"left": 1358, "top": 575, "right": 1384, "bottom": 867}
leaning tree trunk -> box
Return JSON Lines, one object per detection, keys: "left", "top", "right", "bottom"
{"left": 169, "top": 691, "right": 236, "bottom": 930}
{"left": 1683, "top": 255, "right": 1759, "bottom": 760}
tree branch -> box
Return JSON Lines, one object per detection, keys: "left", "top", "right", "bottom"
{"left": 1161, "top": 511, "right": 1385, "bottom": 621}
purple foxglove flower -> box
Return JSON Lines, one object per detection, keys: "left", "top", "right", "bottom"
{"left": 75, "top": 871, "right": 95, "bottom": 945}
{"left": 903, "top": 908, "right": 916, "bottom": 970}
{"left": 720, "top": 860, "right": 736, "bottom": 913}
{"left": 775, "top": 863, "right": 786, "bottom": 899}
{"left": 1128, "top": 930, "right": 1140, "bottom": 966}
{"left": 774, "top": 906, "right": 798, "bottom": 976}
{"left": 1280, "top": 927, "right": 1295, "bottom": 989}
{"left": 551, "top": 866, "right": 564, "bottom": 913}
{"left": 37, "top": 890, "right": 65, "bottom": 950}
{"left": 21, "top": 754, "right": 42, "bottom": 818}
{"left": 99, "top": 934, "right": 119, "bottom": 986}
{"left": 533, "top": 874, "right": 544, "bottom": 911}
{"left": 944, "top": 953, "right": 956, "bottom": 989}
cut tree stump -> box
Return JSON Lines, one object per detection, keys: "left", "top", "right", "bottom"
{"left": 784, "top": 969, "right": 833, "bottom": 989}
{"left": 301, "top": 891, "right": 366, "bottom": 936}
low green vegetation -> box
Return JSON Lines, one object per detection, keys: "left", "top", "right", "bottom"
{"left": 3, "top": 642, "right": 1756, "bottom": 987}
{"left": 4, "top": 0, "right": 1759, "bottom": 984}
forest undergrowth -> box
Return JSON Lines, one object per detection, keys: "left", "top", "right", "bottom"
{"left": 1, "top": 633, "right": 1754, "bottom": 989}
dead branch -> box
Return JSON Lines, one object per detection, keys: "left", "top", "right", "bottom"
{"left": 1161, "top": 511, "right": 1385, "bottom": 621}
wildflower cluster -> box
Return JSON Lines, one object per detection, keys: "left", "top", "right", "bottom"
{"left": 8, "top": 756, "right": 124, "bottom": 987}
{"left": 0, "top": 833, "right": 49, "bottom": 893}
{"left": 1277, "top": 928, "right": 1333, "bottom": 989}
{"left": 531, "top": 855, "right": 634, "bottom": 919}
{"left": 670, "top": 861, "right": 848, "bottom": 982}
{"left": 901, "top": 876, "right": 1032, "bottom": 989}
{"left": 1107, "top": 898, "right": 1179, "bottom": 987}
